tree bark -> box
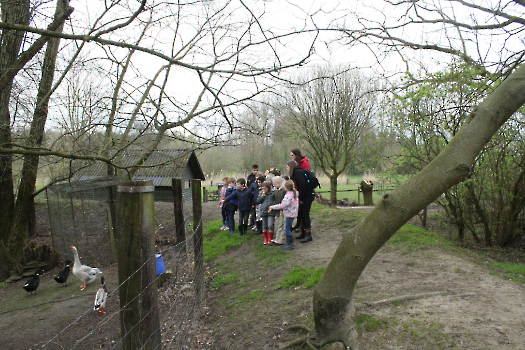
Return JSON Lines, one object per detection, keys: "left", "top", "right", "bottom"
{"left": 330, "top": 175, "right": 337, "bottom": 204}
{"left": 312, "top": 65, "right": 525, "bottom": 349}
{"left": 0, "top": 0, "right": 30, "bottom": 244}
{"left": 360, "top": 180, "right": 374, "bottom": 206}
{"left": 8, "top": 0, "right": 71, "bottom": 258}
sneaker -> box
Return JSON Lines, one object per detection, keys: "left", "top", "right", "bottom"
{"left": 273, "top": 240, "right": 283, "bottom": 245}
{"left": 252, "top": 225, "right": 257, "bottom": 230}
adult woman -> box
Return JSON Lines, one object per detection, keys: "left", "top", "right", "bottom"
{"left": 290, "top": 148, "right": 310, "bottom": 234}
{"left": 287, "top": 160, "right": 314, "bottom": 243}
{"left": 290, "top": 148, "right": 310, "bottom": 170}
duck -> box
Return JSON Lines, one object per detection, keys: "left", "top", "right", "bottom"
{"left": 23, "top": 269, "right": 43, "bottom": 294}
{"left": 93, "top": 276, "right": 108, "bottom": 314}
{"left": 53, "top": 259, "right": 72, "bottom": 286}
{"left": 70, "top": 246, "right": 102, "bottom": 290}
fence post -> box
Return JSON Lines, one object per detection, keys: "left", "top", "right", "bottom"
{"left": 172, "top": 178, "right": 186, "bottom": 250}
{"left": 192, "top": 179, "right": 205, "bottom": 307}
{"left": 115, "top": 180, "right": 161, "bottom": 350}
{"left": 203, "top": 187, "right": 208, "bottom": 202}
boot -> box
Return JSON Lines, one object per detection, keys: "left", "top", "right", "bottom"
{"left": 300, "top": 229, "right": 313, "bottom": 243}
{"left": 296, "top": 227, "right": 306, "bottom": 240}
{"left": 239, "top": 225, "right": 244, "bottom": 236}
{"left": 243, "top": 224, "right": 248, "bottom": 236}
{"left": 254, "top": 221, "right": 262, "bottom": 235}
{"left": 263, "top": 231, "right": 268, "bottom": 245}
{"left": 282, "top": 235, "right": 294, "bottom": 250}
{"left": 268, "top": 231, "right": 273, "bottom": 244}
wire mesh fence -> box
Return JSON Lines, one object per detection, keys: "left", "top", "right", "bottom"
{"left": 39, "top": 178, "right": 205, "bottom": 349}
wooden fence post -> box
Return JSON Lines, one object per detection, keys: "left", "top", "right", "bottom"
{"left": 203, "top": 187, "right": 208, "bottom": 202}
{"left": 172, "top": 178, "right": 186, "bottom": 250}
{"left": 115, "top": 180, "right": 161, "bottom": 350}
{"left": 192, "top": 179, "right": 205, "bottom": 307}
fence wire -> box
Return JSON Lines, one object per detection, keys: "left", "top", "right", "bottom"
{"left": 38, "top": 178, "right": 205, "bottom": 349}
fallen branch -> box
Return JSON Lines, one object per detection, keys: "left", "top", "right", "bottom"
{"left": 355, "top": 290, "right": 476, "bottom": 310}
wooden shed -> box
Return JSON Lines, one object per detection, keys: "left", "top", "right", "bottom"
{"left": 70, "top": 149, "right": 205, "bottom": 202}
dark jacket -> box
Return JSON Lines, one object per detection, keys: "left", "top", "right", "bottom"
{"left": 291, "top": 166, "right": 314, "bottom": 203}
{"left": 250, "top": 182, "right": 260, "bottom": 203}
{"left": 247, "top": 173, "right": 257, "bottom": 188}
{"left": 257, "top": 191, "right": 276, "bottom": 217}
{"left": 224, "top": 187, "right": 253, "bottom": 212}
{"left": 273, "top": 187, "right": 286, "bottom": 207}
{"left": 223, "top": 187, "right": 238, "bottom": 211}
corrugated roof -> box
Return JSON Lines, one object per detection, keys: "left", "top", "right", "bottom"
{"left": 69, "top": 149, "right": 204, "bottom": 183}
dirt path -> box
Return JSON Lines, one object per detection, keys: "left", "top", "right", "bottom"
{"left": 197, "top": 202, "right": 525, "bottom": 349}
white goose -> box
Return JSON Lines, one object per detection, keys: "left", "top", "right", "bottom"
{"left": 71, "top": 246, "right": 102, "bottom": 290}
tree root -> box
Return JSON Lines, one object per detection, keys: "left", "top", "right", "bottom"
{"left": 354, "top": 290, "right": 476, "bottom": 310}
{"left": 280, "top": 324, "right": 319, "bottom": 349}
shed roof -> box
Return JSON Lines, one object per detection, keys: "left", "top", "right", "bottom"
{"left": 70, "top": 149, "right": 204, "bottom": 185}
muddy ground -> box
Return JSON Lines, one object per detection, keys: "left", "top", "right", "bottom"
{"left": 1, "top": 201, "right": 525, "bottom": 349}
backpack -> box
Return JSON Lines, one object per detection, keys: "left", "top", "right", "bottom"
{"left": 303, "top": 169, "right": 320, "bottom": 189}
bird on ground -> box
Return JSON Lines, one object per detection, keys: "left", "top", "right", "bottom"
{"left": 94, "top": 276, "right": 108, "bottom": 314}
{"left": 53, "top": 259, "right": 72, "bottom": 286}
{"left": 23, "top": 269, "right": 43, "bottom": 294}
{"left": 70, "top": 246, "right": 102, "bottom": 290}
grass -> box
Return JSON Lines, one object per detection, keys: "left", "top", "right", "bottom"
{"left": 387, "top": 224, "right": 449, "bottom": 254}
{"left": 278, "top": 266, "right": 325, "bottom": 289}
{"left": 492, "top": 261, "right": 525, "bottom": 284}
{"left": 203, "top": 221, "right": 247, "bottom": 262}
{"left": 355, "top": 314, "right": 390, "bottom": 332}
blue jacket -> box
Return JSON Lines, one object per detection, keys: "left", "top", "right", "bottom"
{"left": 223, "top": 187, "right": 238, "bottom": 211}
{"left": 224, "top": 187, "right": 254, "bottom": 212}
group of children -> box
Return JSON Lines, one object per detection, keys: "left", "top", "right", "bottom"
{"left": 219, "top": 165, "right": 299, "bottom": 250}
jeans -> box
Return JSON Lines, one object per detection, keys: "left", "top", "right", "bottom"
{"left": 261, "top": 216, "right": 275, "bottom": 232}
{"left": 226, "top": 209, "right": 235, "bottom": 233}
{"left": 222, "top": 207, "right": 228, "bottom": 227}
{"left": 285, "top": 217, "right": 294, "bottom": 237}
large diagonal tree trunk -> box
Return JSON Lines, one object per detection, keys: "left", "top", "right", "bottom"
{"left": 312, "top": 64, "right": 525, "bottom": 349}
{"left": 0, "top": 0, "right": 30, "bottom": 244}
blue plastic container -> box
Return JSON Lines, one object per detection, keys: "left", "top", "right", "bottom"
{"left": 156, "top": 253, "right": 166, "bottom": 275}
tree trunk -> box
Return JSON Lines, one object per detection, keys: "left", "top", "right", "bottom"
{"left": 312, "top": 65, "right": 525, "bottom": 349}
{"left": 8, "top": 0, "right": 71, "bottom": 258}
{"left": 360, "top": 180, "right": 374, "bottom": 206}
{"left": 330, "top": 175, "right": 337, "bottom": 204}
{"left": 0, "top": 0, "right": 30, "bottom": 244}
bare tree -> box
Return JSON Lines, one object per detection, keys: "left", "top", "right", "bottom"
{"left": 0, "top": 0, "right": 321, "bottom": 279}
{"left": 284, "top": 67, "right": 376, "bottom": 204}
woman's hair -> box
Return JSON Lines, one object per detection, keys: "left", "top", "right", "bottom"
{"left": 284, "top": 179, "right": 297, "bottom": 199}
{"left": 261, "top": 180, "right": 272, "bottom": 193}
{"left": 291, "top": 148, "right": 303, "bottom": 159}
{"left": 286, "top": 160, "right": 298, "bottom": 178}
{"left": 272, "top": 176, "right": 284, "bottom": 187}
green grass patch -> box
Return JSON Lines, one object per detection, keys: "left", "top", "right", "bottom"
{"left": 254, "top": 243, "right": 289, "bottom": 267}
{"left": 387, "top": 224, "right": 449, "bottom": 254}
{"left": 207, "top": 271, "right": 241, "bottom": 290}
{"left": 493, "top": 261, "right": 525, "bottom": 284}
{"left": 278, "top": 266, "right": 325, "bottom": 289}
{"left": 309, "top": 202, "right": 367, "bottom": 229}
{"left": 355, "top": 314, "right": 390, "bottom": 332}
{"left": 203, "top": 220, "right": 246, "bottom": 261}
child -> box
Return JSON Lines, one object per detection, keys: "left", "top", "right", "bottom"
{"left": 271, "top": 176, "right": 286, "bottom": 245}
{"left": 222, "top": 178, "right": 253, "bottom": 236}
{"left": 256, "top": 180, "right": 276, "bottom": 245}
{"left": 269, "top": 180, "right": 299, "bottom": 250}
{"left": 219, "top": 176, "right": 229, "bottom": 230}
{"left": 247, "top": 164, "right": 259, "bottom": 227}
{"left": 222, "top": 178, "right": 238, "bottom": 234}
{"left": 250, "top": 174, "right": 265, "bottom": 234}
